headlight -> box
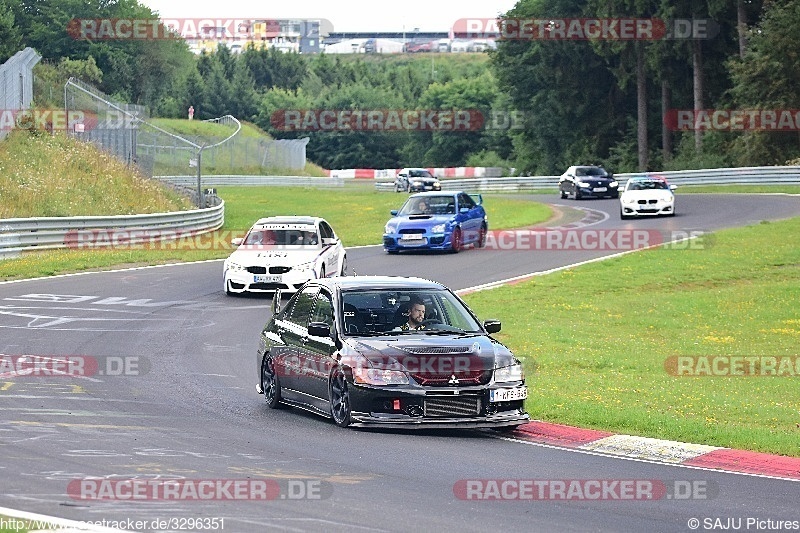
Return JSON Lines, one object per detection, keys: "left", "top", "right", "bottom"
{"left": 226, "top": 261, "right": 244, "bottom": 271}
{"left": 576, "top": 181, "right": 590, "bottom": 188}
{"left": 610, "top": 181, "right": 619, "bottom": 188}
{"left": 431, "top": 223, "right": 446, "bottom": 233}
{"left": 412, "top": 181, "right": 423, "bottom": 187}
{"left": 494, "top": 363, "right": 524, "bottom": 383}
{"left": 622, "top": 197, "right": 636, "bottom": 204}
{"left": 385, "top": 223, "right": 397, "bottom": 234}
{"left": 353, "top": 367, "right": 409, "bottom": 385}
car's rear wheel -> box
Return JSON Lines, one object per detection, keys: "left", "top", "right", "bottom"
{"left": 261, "top": 355, "right": 282, "bottom": 409}
{"left": 450, "top": 227, "right": 463, "bottom": 253}
{"left": 329, "top": 368, "right": 352, "bottom": 427}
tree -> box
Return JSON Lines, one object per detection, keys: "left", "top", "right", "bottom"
{"left": 0, "top": 0, "right": 21, "bottom": 62}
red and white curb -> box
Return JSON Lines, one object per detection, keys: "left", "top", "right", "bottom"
{"left": 510, "top": 421, "right": 800, "bottom": 481}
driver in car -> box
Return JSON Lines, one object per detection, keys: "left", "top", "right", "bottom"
{"left": 400, "top": 297, "right": 427, "bottom": 331}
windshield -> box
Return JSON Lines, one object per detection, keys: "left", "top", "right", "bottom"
{"left": 628, "top": 180, "right": 668, "bottom": 191}
{"left": 408, "top": 170, "right": 434, "bottom": 178}
{"left": 576, "top": 167, "right": 608, "bottom": 177}
{"left": 397, "top": 196, "right": 456, "bottom": 216}
{"left": 243, "top": 227, "right": 318, "bottom": 246}
{"left": 340, "top": 289, "right": 482, "bottom": 336}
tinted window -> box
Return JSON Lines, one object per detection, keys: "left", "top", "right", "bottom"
{"left": 285, "top": 287, "right": 318, "bottom": 327}
{"left": 458, "top": 193, "right": 476, "bottom": 209}
{"left": 311, "top": 290, "right": 334, "bottom": 327}
{"left": 319, "top": 221, "right": 334, "bottom": 240}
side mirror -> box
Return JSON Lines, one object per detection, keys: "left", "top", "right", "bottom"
{"left": 271, "top": 289, "right": 283, "bottom": 315}
{"left": 390, "top": 209, "right": 398, "bottom": 216}
{"left": 321, "top": 237, "right": 338, "bottom": 246}
{"left": 231, "top": 237, "right": 243, "bottom": 246}
{"left": 308, "top": 322, "right": 331, "bottom": 338}
{"left": 669, "top": 184, "right": 677, "bottom": 190}
{"left": 476, "top": 194, "right": 483, "bottom": 205}
{"left": 460, "top": 207, "right": 470, "bottom": 214}
{"left": 484, "top": 319, "right": 502, "bottom": 334}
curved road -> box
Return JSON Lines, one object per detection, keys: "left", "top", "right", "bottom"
{"left": 1, "top": 193, "right": 799, "bottom": 532}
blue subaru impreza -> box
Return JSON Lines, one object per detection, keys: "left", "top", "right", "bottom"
{"left": 383, "top": 191, "right": 488, "bottom": 253}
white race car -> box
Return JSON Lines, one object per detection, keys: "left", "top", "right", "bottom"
{"left": 223, "top": 216, "right": 346, "bottom": 295}
{"left": 619, "top": 177, "right": 677, "bottom": 219}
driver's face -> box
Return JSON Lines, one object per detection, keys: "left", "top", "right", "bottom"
{"left": 409, "top": 303, "right": 426, "bottom": 324}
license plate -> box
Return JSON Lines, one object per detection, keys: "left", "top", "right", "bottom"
{"left": 593, "top": 187, "right": 607, "bottom": 192}
{"left": 254, "top": 274, "right": 281, "bottom": 283}
{"left": 401, "top": 234, "right": 424, "bottom": 240}
{"left": 490, "top": 387, "right": 527, "bottom": 402}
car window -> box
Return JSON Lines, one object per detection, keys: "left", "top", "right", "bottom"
{"left": 458, "top": 193, "right": 476, "bottom": 209}
{"left": 398, "top": 196, "right": 456, "bottom": 215}
{"left": 409, "top": 170, "right": 433, "bottom": 178}
{"left": 285, "top": 286, "right": 318, "bottom": 327}
{"left": 311, "top": 290, "right": 334, "bottom": 327}
{"left": 340, "top": 288, "right": 482, "bottom": 335}
{"left": 319, "top": 221, "right": 334, "bottom": 240}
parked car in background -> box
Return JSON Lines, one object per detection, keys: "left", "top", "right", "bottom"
{"left": 394, "top": 168, "right": 441, "bottom": 193}
{"left": 256, "top": 276, "right": 529, "bottom": 429}
{"left": 559, "top": 165, "right": 619, "bottom": 200}
{"left": 619, "top": 177, "right": 677, "bottom": 219}
{"left": 383, "top": 191, "right": 487, "bottom": 253}
{"left": 223, "top": 216, "right": 346, "bottom": 295}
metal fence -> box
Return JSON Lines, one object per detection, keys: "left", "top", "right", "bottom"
{"left": 0, "top": 201, "right": 224, "bottom": 260}
{"left": 65, "top": 77, "right": 148, "bottom": 168}
{"left": 375, "top": 166, "right": 800, "bottom": 192}
{"left": 0, "top": 48, "right": 41, "bottom": 141}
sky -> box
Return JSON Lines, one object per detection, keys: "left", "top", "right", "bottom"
{"left": 138, "top": 0, "right": 519, "bottom": 33}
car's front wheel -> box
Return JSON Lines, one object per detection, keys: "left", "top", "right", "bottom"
{"left": 476, "top": 224, "right": 487, "bottom": 248}
{"left": 620, "top": 209, "right": 630, "bottom": 220}
{"left": 261, "top": 355, "right": 282, "bottom": 409}
{"left": 574, "top": 188, "right": 582, "bottom": 200}
{"left": 450, "top": 227, "right": 463, "bottom": 253}
{"left": 559, "top": 187, "right": 568, "bottom": 199}
{"left": 339, "top": 256, "right": 347, "bottom": 276}
{"left": 329, "top": 368, "right": 352, "bottom": 427}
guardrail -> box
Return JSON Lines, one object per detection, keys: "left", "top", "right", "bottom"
{"left": 0, "top": 201, "right": 224, "bottom": 259}
{"left": 374, "top": 166, "right": 800, "bottom": 192}
{"left": 156, "top": 175, "right": 345, "bottom": 187}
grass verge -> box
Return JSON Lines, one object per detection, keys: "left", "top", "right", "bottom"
{"left": 0, "top": 187, "right": 551, "bottom": 280}
{"left": 463, "top": 217, "right": 800, "bottom": 457}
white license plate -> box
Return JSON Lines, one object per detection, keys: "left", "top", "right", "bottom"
{"left": 254, "top": 274, "right": 281, "bottom": 283}
{"left": 490, "top": 387, "right": 528, "bottom": 402}
{"left": 593, "top": 187, "right": 607, "bottom": 192}
{"left": 401, "top": 234, "right": 424, "bottom": 240}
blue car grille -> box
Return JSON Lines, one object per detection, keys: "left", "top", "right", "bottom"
{"left": 399, "top": 229, "right": 425, "bottom": 234}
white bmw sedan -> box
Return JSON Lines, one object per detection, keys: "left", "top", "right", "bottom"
{"left": 223, "top": 216, "right": 346, "bottom": 295}
{"left": 619, "top": 177, "right": 677, "bottom": 219}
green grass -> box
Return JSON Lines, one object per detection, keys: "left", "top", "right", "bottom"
{"left": 0, "top": 130, "right": 192, "bottom": 218}
{"left": 463, "top": 217, "right": 800, "bottom": 457}
{"left": 0, "top": 187, "right": 551, "bottom": 280}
